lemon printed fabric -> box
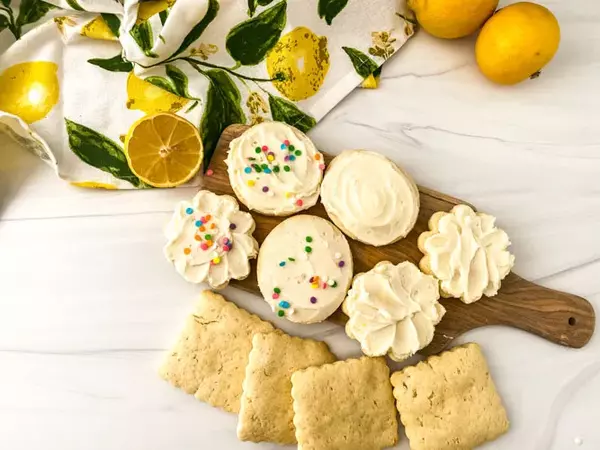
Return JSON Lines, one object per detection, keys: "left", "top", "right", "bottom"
{"left": 0, "top": 0, "right": 414, "bottom": 189}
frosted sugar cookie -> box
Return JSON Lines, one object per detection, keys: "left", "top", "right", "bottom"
{"left": 321, "top": 150, "right": 420, "bottom": 246}
{"left": 164, "top": 190, "right": 258, "bottom": 289}
{"left": 257, "top": 215, "right": 353, "bottom": 324}
{"left": 343, "top": 261, "right": 445, "bottom": 361}
{"left": 418, "top": 204, "right": 515, "bottom": 304}
{"left": 226, "top": 121, "right": 325, "bottom": 216}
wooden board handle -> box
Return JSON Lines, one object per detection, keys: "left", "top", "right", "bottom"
{"left": 422, "top": 273, "right": 596, "bottom": 355}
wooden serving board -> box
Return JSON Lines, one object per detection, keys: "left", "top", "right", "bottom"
{"left": 204, "top": 124, "right": 595, "bottom": 354}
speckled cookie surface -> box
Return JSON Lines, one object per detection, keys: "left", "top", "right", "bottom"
{"left": 158, "top": 290, "right": 274, "bottom": 413}
{"left": 237, "top": 332, "right": 336, "bottom": 444}
{"left": 390, "top": 342, "right": 509, "bottom": 450}
{"left": 291, "top": 356, "right": 398, "bottom": 450}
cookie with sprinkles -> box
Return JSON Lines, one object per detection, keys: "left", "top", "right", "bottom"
{"left": 164, "top": 190, "right": 258, "bottom": 289}
{"left": 226, "top": 121, "right": 325, "bottom": 216}
{"left": 257, "top": 215, "right": 353, "bottom": 324}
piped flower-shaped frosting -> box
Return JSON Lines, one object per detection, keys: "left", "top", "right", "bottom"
{"left": 164, "top": 190, "right": 258, "bottom": 289}
{"left": 418, "top": 204, "right": 515, "bottom": 304}
{"left": 343, "top": 261, "right": 445, "bottom": 361}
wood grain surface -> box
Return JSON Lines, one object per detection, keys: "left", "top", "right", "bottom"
{"left": 204, "top": 124, "right": 596, "bottom": 354}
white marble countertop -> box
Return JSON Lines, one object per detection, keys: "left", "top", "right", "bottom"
{"left": 1, "top": 1, "right": 599, "bottom": 448}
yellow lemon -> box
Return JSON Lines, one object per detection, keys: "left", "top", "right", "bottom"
{"left": 80, "top": 16, "right": 117, "bottom": 41}
{"left": 126, "top": 72, "right": 188, "bottom": 115}
{"left": 476, "top": 2, "right": 560, "bottom": 85}
{"left": 70, "top": 181, "right": 118, "bottom": 189}
{"left": 124, "top": 112, "right": 203, "bottom": 187}
{"left": 266, "top": 26, "right": 330, "bottom": 101}
{"left": 0, "top": 62, "right": 60, "bottom": 124}
{"left": 407, "top": 0, "right": 498, "bottom": 39}
{"left": 137, "top": 0, "right": 175, "bottom": 23}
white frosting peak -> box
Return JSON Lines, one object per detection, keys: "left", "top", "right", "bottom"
{"left": 321, "top": 150, "right": 420, "bottom": 246}
{"left": 343, "top": 261, "right": 445, "bottom": 361}
{"left": 422, "top": 204, "right": 515, "bottom": 303}
{"left": 164, "top": 190, "right": 258, "bottom": 289}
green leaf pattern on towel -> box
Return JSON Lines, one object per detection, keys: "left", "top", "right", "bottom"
{"left": 130, "top": 20, "right": 157, "bottom": 58}
{"left": 318, "top": 0, "right": 348, "bottom": 25}
{"left": 65, "top": 119, "right": 141, "bottom": 187}
{"left": 268, "top": 94, "right": 316, "bottom": 133}
{"left": 101, "top": 13, "right": 121, "bottom": 37}
{"left": 247, "top": 0, "right": 275, "bottom": 17}
{"left": 87, "top": 53, "right": 133, "bottom": 72}
{"left": 199, "top": 69, "right": 246, "bottom": 170}
{"left": 226, "top": 0, "right": 286, "bottom": 66}
{"left": 146, "top": 64, "right": 198, "bottom": 99}
{"left": 65, "top": 0, "right": 84, "bottom": 11}
{"left": 15, "top": 0, "right": 55, "bottom": 31}
{"left": 342, "top": 46, "right": 379, "bottom": 78}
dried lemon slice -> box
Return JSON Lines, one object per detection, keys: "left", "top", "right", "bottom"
{"left": 124, "top": 113, "right": 203, "bottom": 187}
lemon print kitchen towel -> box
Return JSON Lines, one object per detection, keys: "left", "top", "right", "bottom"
{"left": 0, "top": 0, "right": 415, "bottom": 188}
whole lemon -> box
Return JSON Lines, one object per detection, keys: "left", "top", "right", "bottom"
{"left": 126, "top": 72, "right": 188, "bottom": 115}
{"left": 267, "top": 26, "right": 330, "bottom": 101}
{"left": 407, "top": 0, "right": 498, "bottom": 39}
{"left": 0, "top": 61, "right": 60, "bottom": 124}
{"left": 476, "top": 2, "right": 560, "bottom": 85}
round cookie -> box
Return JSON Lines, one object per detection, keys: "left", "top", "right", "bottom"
{"left": 164, "top": 190, "right": 258, "bottom": 289}
{"left": 257, "top": 215, "right": 353, "bottom": 324}
{"left": 226, "top": 121, "right": 325, "bottom": 216}
{"left": 342, "top": 261, "right": 445, "bottom": 362}
{"left": 320, "top": 150, "right": 420, "bottom": 246}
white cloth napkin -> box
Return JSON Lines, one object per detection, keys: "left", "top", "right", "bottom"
{"left": 0, "top": 0, "right": 414, "bottom": 189}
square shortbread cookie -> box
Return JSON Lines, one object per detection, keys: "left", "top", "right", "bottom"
{"left": 291, "top": 356, "right": 398, "bottom": 450}
{"left": 390, "top": 342, "right": 509, "bottom": 450}
{"left": 158, "top": 290, "right": 274, "bottom": 413}
{"left": 237, "top": 332, "right": 337, "bottom": 444}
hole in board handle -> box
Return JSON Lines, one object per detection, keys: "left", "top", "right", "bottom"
{"left": 568, "top": 317, "right": 577, "bottom": 326}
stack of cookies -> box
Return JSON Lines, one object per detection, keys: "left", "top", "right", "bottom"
{"left": 159, "top": 121, "right": 516, "bottom": 449}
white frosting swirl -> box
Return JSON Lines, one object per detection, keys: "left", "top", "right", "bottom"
{"left": 257, "top": 215, "right": 353, "bottom": 324}
{"left": 343, "top": 261, "right": 445, "bottom": 361}
{"left": 227, "top": 121, "right": 324, "bottom": 216}
{"left": 421, "top": 204, "right": 515, "bottom": 304}
{"left": 164, "top": 190, "right": 258, "bottom": 289}
{"left": 321, "top": 150, "right": 419, "bottom": 246}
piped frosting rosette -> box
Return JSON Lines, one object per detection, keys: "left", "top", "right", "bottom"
{"left": 342, "top": 261, "right": 445, "bottom": 361}
{"left": 320, "top": 150, "right": 420, "bottom": 246}
{"left": 164, "top": 190, "right": 258, "bottom": 289}
{"left": 418, "top": 204, "right": 515, "bottom": 304}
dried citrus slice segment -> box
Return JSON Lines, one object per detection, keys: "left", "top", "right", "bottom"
{"left": 124, "top": 112, "right": 203, "bottom": 188}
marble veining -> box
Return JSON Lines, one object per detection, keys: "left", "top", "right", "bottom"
{"left": 1, "top": 1, "right": 599, "bottom": 448}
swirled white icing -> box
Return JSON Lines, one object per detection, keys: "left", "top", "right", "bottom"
{"left": 320, "top": 150, "right": 420, "bottom": 246}
{"left": 421, "top": 204, "right": 515, "bottom": 304}
{"left": 226, "top": 121, "right": 325, "bottom": 216}
{"left": 342, "top": 261, "right": 445, "bottom": 361}
{"left": 257, "top": 215, "right": 353, "bottom": 324}
{"left": 164, "top": 190, "right": 258, "bottom": 289}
